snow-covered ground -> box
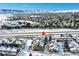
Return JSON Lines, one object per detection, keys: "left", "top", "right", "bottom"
{"left": 0, "top": 14, "right": 13, "bottom": 20}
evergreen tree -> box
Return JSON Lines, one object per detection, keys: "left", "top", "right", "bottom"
{"left": 49, "top": 35, "right": 52, "bottom": 42}
{"left": 44, "top": 36, "right": 48, "bottom": 46}
{"left": 64, "top": 40, "right": 70, "bottom": 52}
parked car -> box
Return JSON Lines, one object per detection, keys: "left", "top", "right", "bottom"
{"left": 48, "top": 39, "right": 59, "bottom": 52}
{"left": 0, "top": 38, "right": 26, "bottom": 56}
{"left": 68, "top": 39, "right": 79, "bottom": 53}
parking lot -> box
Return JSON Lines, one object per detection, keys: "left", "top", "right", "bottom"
{"left": 0, "top": 32, "right": 79, "bottom": 56}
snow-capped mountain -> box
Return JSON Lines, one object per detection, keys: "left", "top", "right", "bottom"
{"left": 48, "top": 10, "right": 79, "bottom": 13}
{"left": 0, "top": 9, "right": 79, "bottom": 14}
{"left": 0, "top": 9, "right": 25, "bottom": 14}
{"left": 0, "top": 9, "right": 48, "bottom": 14}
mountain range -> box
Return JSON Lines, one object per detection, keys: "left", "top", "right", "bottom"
{"left": 0, "top": 9, "right": 79, "bottom": 14}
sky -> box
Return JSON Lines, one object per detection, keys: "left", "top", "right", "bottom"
{"left": 0, "top": 3, "right": 79, "bottom": 11}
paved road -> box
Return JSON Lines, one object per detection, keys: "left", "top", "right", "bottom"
{"left": 0, "top": 30, "right": 79, "bottom": 38}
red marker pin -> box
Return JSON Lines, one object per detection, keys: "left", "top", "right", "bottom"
{"left": 41, "top": 31, "right": 46, "bottom": 38}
